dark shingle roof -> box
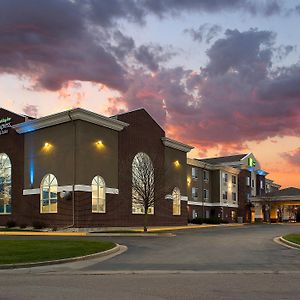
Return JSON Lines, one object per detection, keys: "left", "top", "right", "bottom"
{"left": 198, "top": 154, "right": 248, "bottom": 165}
{"left": 266, "top": 187, "right": 300, "bottom": 197}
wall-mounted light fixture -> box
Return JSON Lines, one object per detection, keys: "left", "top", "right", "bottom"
{"left": 187, "top": 177, "right": 191, "bottom": 186}
{"left": 95, "top": 140, "right": 104, "bottom": 149}
{"left": 174, "top": 160, "right": 180, "bottom": 168}
{"left": 43, "top": 142, "right": 53, "bottom": 152}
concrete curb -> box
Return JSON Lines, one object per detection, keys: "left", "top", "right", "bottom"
{"left": 0, "top": 231, "right": 88, "bottom": 237}
{"left": 0, "top": 243, "right": 122, "bottom": 270}
{"left": 279, "top": 236, "right": 300, "bottom": 249}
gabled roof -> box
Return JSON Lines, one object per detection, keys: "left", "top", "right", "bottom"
{"left": 162, "top": 137, "right": 194, "bottom": 153}
{"left": 266, "top": 187, "right": 300, "bottom": 197}
{"left": 198, "top": 154, "right": 248, "bottom": 165}
{"left": 114, "top": 108, "right": 165, "bottom": 132}
{"left": 13, "top": 108, "right": 129, "bottom": 134}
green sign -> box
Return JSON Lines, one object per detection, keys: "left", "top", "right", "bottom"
{"left": 248, "top": 157, "right": 256, "bottom": 167}
{"left": 0, "top": 117, "right": 12, "bottom": 136}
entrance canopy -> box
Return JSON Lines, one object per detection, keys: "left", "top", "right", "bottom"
{"left": 251, "top": 187, "right": 300, "bottom": 205}
{"left": 251, "top": 187, "right": 300, "bottom": 222}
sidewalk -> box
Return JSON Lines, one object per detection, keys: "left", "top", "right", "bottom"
{"left": 0, "top": 223, "right": 245, "bottom": 237}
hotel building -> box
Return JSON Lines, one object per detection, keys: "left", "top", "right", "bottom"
{"left": 0, "top": 106, "right": 286, "bottom": 228}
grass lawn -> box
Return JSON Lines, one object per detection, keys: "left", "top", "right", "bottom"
{"left": 283, "top": 233, "right": 300, "bottom": 245}
{"left": 0, "top": 239, "right": 115, "bottom": 265}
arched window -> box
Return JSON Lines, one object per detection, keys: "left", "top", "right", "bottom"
{"left": 172, "top": 187, "right": 181, "bottom": 215}
{"left": 92, "top": 176, "right": 106, "bottom": 213}
{"left": 40, "top": 174, "right": 58, "bottom": 213}
{"left": 132, "top": 152, "right": 154, "bottom": 215}
{"left": 0, "top": 153, "right": 12, "bottom": 214}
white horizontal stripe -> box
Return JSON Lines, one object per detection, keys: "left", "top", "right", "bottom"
{"left": 181, "top": 196, "right": 188, "bottom": 201}
{"left": 106, "top": 187, "right": 119, "bottom": 194}
{"left": 23, "top": 188, "right": 40, "bottom": 195}
{"left": 23, "top": 185, "right": 119, "bottom": 195}
{"left": 188, "top": 201, "right": 238, "bottom": 208}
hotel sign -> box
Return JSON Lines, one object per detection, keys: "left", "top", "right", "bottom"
{"left": 0, "top": 117, "right": 12, "bottom": 136}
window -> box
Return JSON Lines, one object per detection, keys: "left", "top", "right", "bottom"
{"left": 0, "top": 153, "right": 11, "bottom": 214}
{"left": 192, "top": 209, "right": 198, "bottom": 219}
{"left": 203, "top": 170, "right": 209, "bottom": 181}
{"left": 203, "top": 189, "right": 209, "bottom": 200}
{"left": 192, "top": 187, "right": 198, "bottom": 199}
{"left": 232, "top": 175, "right": 237, "bottom": 185}
{"left": 192, "top": 167, "right": 198, "bottom": 180}
{"left": 173, "top": 187, "right": 181, "bottom": 215}
{"left": 40, "top": 174, "right": 58, "bottom": 213}
{"left": 232, "top": 192, "right": 237, "bottom": 202}
{"left": 251, "top": 179, "right": 255, "bottom": 188}
{"left": 223, "top": 172, "right": 228, "bottom": 183}
{"left": 246, "top": 177, "right": 250, "bottom": 186}
{"left": 260, "top": 180, "right": 264, "bottom": 189}
{"left": 222, "top": 191, "right": 228, "bottom": 200}
{"left": 132, "top": 152, "right": 154, "bottom": 215}
{"left": 92, "top": 175, "right": 106, "bottom": 213}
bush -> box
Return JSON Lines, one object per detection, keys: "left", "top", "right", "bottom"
{"left": 296, "top": 210, "right": 300, "bottom": 223}
{"left": 6, "top": 220, "right": 16, "bottom": 228}
{"left": 190, "top": 217, "right": 203, "bottom": 224}
{"left": 19, "top": 223, "right": 27, "bottom": 229}
{"left": 32, "top": 221, "right": 47, "bottom": 229}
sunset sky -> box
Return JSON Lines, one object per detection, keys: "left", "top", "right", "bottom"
{"left": 1, "top": 0, "right": 300, "bottom": 188}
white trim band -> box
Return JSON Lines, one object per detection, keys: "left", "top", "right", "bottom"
{"left": 188, "top": 201, "right": 238, "bottom": 208}
{"left": 23, "top": 185, "right": 119, "bottom": 195}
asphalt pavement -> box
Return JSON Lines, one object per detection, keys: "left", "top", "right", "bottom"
{"left": 0, "top": 224, "right": 299, "bottom": 299}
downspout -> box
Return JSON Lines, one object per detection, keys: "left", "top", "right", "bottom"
{"left": 67, "top": 111, "right": 76, "bottom": 228}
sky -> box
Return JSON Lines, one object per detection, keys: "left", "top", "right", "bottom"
{"left": 0, "top": 0, "right": 300, "bottom": 188}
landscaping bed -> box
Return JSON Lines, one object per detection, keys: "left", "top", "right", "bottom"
{"left": 0, "top": 240, "right": 115, "bottom": 265}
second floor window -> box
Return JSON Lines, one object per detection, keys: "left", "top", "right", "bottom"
{"left": 203, "top": 189, "right": 209, "bottom": 200}
{"left": 192, "top": 187, "right": 198, "bottom": 199}
{"left": 223, "top": 173, "right": 228, "bottom": 183}
{"left": 232, "top": 192, "right": 237, "bottom": 201}
{"left": 222, "top": 191, "right": 228, "bottom": 200}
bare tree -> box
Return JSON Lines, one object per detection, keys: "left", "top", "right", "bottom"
{"left": 132, "top": 152, "right": 155, "bottom": 232}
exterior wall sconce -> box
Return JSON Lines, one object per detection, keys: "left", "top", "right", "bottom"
{"left": 43, "top": 142, "right": 53, "bottom": 152}
{"left": 174, "top": 160, "right": 180, "bottom": 168}
{"left": 95, "top": 140, "right": 104, "bottom": 149}
{"left": 187, "top": 177, "right": 191, "bottom": 186}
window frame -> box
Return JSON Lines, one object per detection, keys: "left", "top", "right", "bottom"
{"left": 0, "top": 153, "right": 12, "bottom": 215}
{"left": 192, "top": 167, "right": 198, "bottom": 180}
{"left": 40, "top": 174, "right": 58, "bottom": 214}
{"left": 92, "top": 175, "right": 106, "bottom": 213}
{"left": 172, "top": 187, "right": 181, "bottom": 216}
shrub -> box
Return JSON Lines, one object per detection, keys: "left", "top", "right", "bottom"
{"left": 32, "top": 221, "right": 47, "bottom": 229}
{"left": 221, "top": 219, "right": 229, "bottom": 224}
{"left": 6, "top": 220, "right": 16, "bottom": 228}
{"left": 296, "top": 210, "right": 300, "bottom": 223}
{"left": 190, "top": 217, "right": 203, "bottom": 224}
{"left": 19, "top": 223, "right": 27, "bottom": 229}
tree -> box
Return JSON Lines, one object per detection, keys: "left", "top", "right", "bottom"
{"left": 132, "top": 152, "right": 155, "bottom": 232}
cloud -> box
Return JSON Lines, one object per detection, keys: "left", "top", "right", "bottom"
{"left": 142, "top": 0, "right": 283, "bottom": 17}
{"left": 0, "top": 0, "right": 285, "bottom": 93}
{"left": 184, "top": 24, "right": 222, "bottom": 44}
{"left": 134, "top": 44, "right": 177, "bottom": 72}
{"left": 108, "top": 28, "right": 300, "bottom": 152}
{"left": 23, "top": 104, "right": 38, "bottom": 118}
{"left": 281, "top": 148, "right": 300, "bottom": 167}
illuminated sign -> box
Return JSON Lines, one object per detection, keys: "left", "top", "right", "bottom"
{"left": 0, "top": 117, "right": 12, "bottom": 136}
{"left": 248, "top": 157, "right": 256, "bottom": 167}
